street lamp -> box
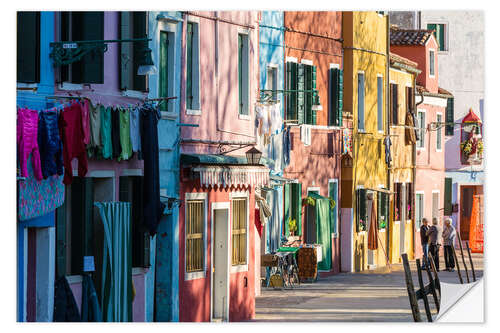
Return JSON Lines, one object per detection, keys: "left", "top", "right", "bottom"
{"left": 245, "top": 147, "right": 262, "bottom": 165}
{"left": 137, "top": 46, "right": 157, "bottom": 75}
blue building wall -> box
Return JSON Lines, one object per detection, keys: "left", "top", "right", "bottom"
{"left": 16, "top": 12, "right": 56, "bottom": 322}
{"left": 148, "top": 11, "right": 182, "bottom": 322}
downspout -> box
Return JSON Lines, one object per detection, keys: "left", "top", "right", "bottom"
{"left": 385, "top": 13, "right": 392, "bottom": 258}
{"left": 412, "top": 74, "right": 418, "bottom": 255}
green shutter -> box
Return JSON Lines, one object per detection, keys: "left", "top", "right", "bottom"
{"left": 444, "top": 178, "right": 453, "bottom": 216}
{"left": 439, "top": 25, "right": 445, "bottom": 51}
{"left": 357, "top": 189, "right": 367, "bottom": 232}
{"left": 329, "top": 68, "right": 336, "bottom": 126}
{"left": 427, "top": 23, "right": 437, "bottom": 40}
{"left": 17, "top": 12, "right": 40, "bottom": 83}
{"left": 132, "top": 12, "right": 147, "bottom": 91}
{"left": 70, "top": 177, "right": 94, "bottom": 275}
{"left": 238, "top": 34, "right": 243, "bottom": 114}
{"left": 159, "top": 31, "right": 169, "bottom": 112}
{"left": 286, "top": 62, "right": 292, "bottom": 120}
{"left": 291, "top": 183, "right": 302, "bottom": 236}
{"left": 284, "top": 183, "right": 290, "bottom": 236}
{"left": 446, "top": 97, "right": 454, "bottom": 136}
{"left": 329, "top": 182, "right": 337, "bottom": 234}
{"left": 311, "top": 65, "right": 317, "bottom": 125}
{"left": 297, "top": 64, "right": 305, "bottom": 125}
{"left": 337, "top": 69, "right": 343, "bottom": 127}
{"left": 56, "top": 197, "right": 67, "bottom": 278}
{"left": 119, "top": 12, "right": 133, "bottom": 90}
{"left": 186, "top": 22, "right": 194, "bottom": 110}
{"left": 291, "top": 62, "right": 298, "bottom": 122}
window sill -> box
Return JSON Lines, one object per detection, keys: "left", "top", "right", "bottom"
{"left": 186, "top": 109, "right": 202, "bottom": 116}
{"left": 122, "top": 90, "right": 148, "bottom": 99}
{"left": 231, "top": 264, "right": 248, "bottom": 273}
{"left": 59, "top": 82, "right": 85, "bottom": 91}
{"left": 238, "top": 114, "right": 251, "bottom": 120}
{"left": 185, "top": 270, "right": 206, "bottom": 281}
{"left": 17, "top": 83, "right": 38, "bottom": 92}
{"left": 161, "top": 111, "right": 177, "bottom": 120}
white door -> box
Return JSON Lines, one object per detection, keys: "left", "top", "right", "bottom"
{"left": 212, "top": 208, "right": 229, "bottom": 321}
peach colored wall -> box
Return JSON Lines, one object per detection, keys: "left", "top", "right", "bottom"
{"left": 180, "top": 11, "right": 260, "bottom": 156}
{"left": 284, "top": 11, "right": 343, "bottom": 126}
{"left": 178, "top": 179, "right": 256, "bottom": 322}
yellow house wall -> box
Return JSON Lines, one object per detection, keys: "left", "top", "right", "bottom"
{"left": 343, "top": 12, "right": 389, "bottom": 271}
{"left": 389, "top": 66, "right": 416, "bottom": 263}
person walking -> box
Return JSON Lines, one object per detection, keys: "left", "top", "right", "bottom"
{"left": 426, "top": 217, "right": 442, "bottom": 271}
{"left": 420, "top": 218, "right": 430, "bottom": 269}
{"left": 442, "top": 217, "right": 457, "bottom": 271}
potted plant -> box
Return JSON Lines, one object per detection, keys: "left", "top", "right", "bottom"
{"left": 288, "top": 218, "right": 297, "bottom": 236}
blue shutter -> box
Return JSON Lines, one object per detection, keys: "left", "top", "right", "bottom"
{"left": 337, "top": 69, "right": 343, "bottom": 127}
{"left": 357, "top": 73, "right": 365, "bottom": 131}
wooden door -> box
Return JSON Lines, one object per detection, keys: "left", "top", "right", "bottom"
{"left": 460, "top": 185, "right": 483, "bottom": 240}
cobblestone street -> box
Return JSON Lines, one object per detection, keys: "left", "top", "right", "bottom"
{"left": 254, "top": 254, "right": 483, "bottom": 322}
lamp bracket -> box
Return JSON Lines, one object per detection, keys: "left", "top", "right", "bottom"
{"left": 50, "top": 38, "right": 151, "bottom": 67}
{"left": 218, "top": 143, "right": 253, "bottom": 155}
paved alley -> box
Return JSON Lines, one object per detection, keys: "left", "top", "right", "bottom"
{"left": 254, "top": 254, "right": 483, "bottom": 322}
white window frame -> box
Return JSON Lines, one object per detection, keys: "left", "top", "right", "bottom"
{"left": 357, "top": 70, "right": 366, "bottom": 132}
{"left": 184, "top": 192, "right": 208, "bottom": 281}
{"left": 377, "top": 74, "right": 384, "bottom": 133}
{"left": 266, "top": 64, "right": 278, "bottom": 101}
{"left": 415, "top": 191, "right": 425, "bottom": 231}
{"left": 426, "top": 22, "right": 448, "bottom": 53}
{"left": 229, "top": 191, "right": 250, "bottom": 273}
{"left": 436, "top": 112, "right": 443, "bottom": 152}
{"left": 417, "top": 109, "right": 426, "bottom": 150}
{"left": 238, "top": 28, "right": 250, "bottom": 119}
{"left": 429, "top": 48, "right": 436, "bottom": 78}
{"left": 186, "top": 16, "right": 201, "bottom": 115}
{"left": 158, "top": 20, "right": 179, "bottom": 119}
{"left": 307, "top": 186, "right": 321, "bottom": 196}
{"left": 328, "top": 179, "right": 339, "bottom": 237}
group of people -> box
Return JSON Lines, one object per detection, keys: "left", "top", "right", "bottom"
{"left": 420, "top": 217, "right": 457, "bottom": 272}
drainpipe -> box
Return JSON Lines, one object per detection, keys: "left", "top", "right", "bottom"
{"left": 385, "top": 14, "right": 392, "bottom": 257}
{"left": 412, "top": 74, "right": 418, "bottom": 255}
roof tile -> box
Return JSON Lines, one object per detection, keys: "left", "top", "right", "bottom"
{"left": 390, "top": 28, "right": 433, "bottom": 46}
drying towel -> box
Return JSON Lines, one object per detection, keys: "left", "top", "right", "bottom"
{"left": 368, "top": 199, "right": 379, "bottom": 250}
{"left": 81, "top": 100, "right": 91, "bottom": 145}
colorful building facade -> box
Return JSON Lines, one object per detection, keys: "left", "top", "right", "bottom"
{"left": 342, "top": 11, "right": 389, "bottom": 272}
{"left": 282, "top": 11, "right": 343, "bottom": 275}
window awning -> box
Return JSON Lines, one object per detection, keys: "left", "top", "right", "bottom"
{"left": 181, "top": 153, "right": 274, "bottom": 169}
{"left": 192, "top": 165, "right": 269, "bottom": 188}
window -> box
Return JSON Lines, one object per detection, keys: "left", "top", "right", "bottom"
{"left": 390, "top": 83, "right": 398, "bottom": 125}
{"left": 415, "top": 193, "right": 424, "bottom": 229}
{"left": 377, "top": 192, "right": 389, "bottom": 229}
{"left": 186, "top": 21, "right": 200, "bottom": 110}
{"left": 444, "top": 178, "right": 453, "bottom": 216}
{"left": 406, "top": 86, "right": 414, "bottom": 113}
{"left": 17, "top": 12, "right": 40, "bottom": 83}
{"left": 159, "top": 30, "right": 174, "bottom": 112}
{"left": 377, "top": 76, "right": 383, "bottom": 131}
{"left": 357, "top": 73, "right": 365, "bottom": 131}
{"left": 329, "top": 181, "right": 338, "bottom": 234}
{"left": 394, "top": 183, "right": 402, "bottom": 221}
{"left": 119, "top": 12, "right": 148, "bottom": 92}
{"left": 417, "top": 111, "right": 426, "bottom": 148}
{"left": 427, "top": 23, "right": 447, "bottom": 51}
{"left": 60, "top": 12, "right": 104, "bottom": 84}
{"left": 186, "top": 199, "right": 205, "bottom": 272}
{"left": 429, "top": 50, "right": 435, "bottom": 76}
{"left": 238, "top": 33, "right": 249, "bottom": 116}
{"left": 356, "top": 188, "right": 367, "bottom": 232}
{"left": 284, "top": 182, "right": 302, "bottom": 236}
{"left": 266, "top": 66, "right": 278, "bottom": 101}
{"left": 432, "top": 192, "right": 439, "bottom": 220}
{"left": 406, "top": 183, "right": 413, "bottom": 220}
{"left": 445, "top": 97, "right": 454, "bottom": 136}
{"left": 329, "top": 67, "right": 343, "bottom": 127}
{"left": 436, "top": 113, "right": 443, "bottom": 150}
{"left": 285, "top": 61, "right": 317, "bottom": 125}
{"left": 232, "top": 198, "right": 247, "bottom": 266}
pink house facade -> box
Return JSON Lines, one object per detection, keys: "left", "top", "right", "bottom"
{"left": 390, "top": 28, "right": 452, "bottom": 258}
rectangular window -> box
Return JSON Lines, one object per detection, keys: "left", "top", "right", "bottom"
{"left": 444, "top": 178, "right": 453, "bottom": 216}
{"left": 186, "top": 21, "right": 200, "bottom": 110}
{"left": 406, "top": 86, "right": 413, "bottom": 113}
{"left": 377, "top": 192, "right": 389, "bottom": 229}
{"left": 429, "top": 50, "right": 435, "bottom": 76}
{"left": 356, "top": 188, "right": 367, "bottom": 232}
{"left": 17, "top": 11, "right": 40, "bottom": 83}
{"left": 357, "top": 73, "right": 365, "bottom": 131}
{"left": 406, "top": 183, "right": 413, "bottom": 220}
{"left": 427, "top": 23, "right": 447, "bottom": 51}
{"left": 394, "top": 183, "right": 402, "bottom": 221}
{"left": 390, "top": 83, "right": 399, "bottom": 125}
{"left": 417, "top": 111, "right": 426, "bottom": 148}
{"left": 446, "top": 97, "right": 454, "bottom": 136}
{"left": 436, "top": 114, "right": 443, "bottom": 150}
{"left": 304, "top": 64, "right": 317, "bottom": 125}
{"left": 238, "top": 33, "right": 249, "bottom": 116}
{"left": 329, "top": 181, "right": 338, "bottom": 234}
{"left": 60, "top": 12, "right": 104, "bottom": 84}
{"left": 266, "top": 66, "right": 277, "bottom": 101}
{"left": 285, "top": 62, "right": 317, "bottom": 125}
{"left": 186, "top": 200, "right": 205, "bottom": 272}
{"left": 159, "top": 31, "right": 173, "bottom": 112}
{"left": 377, "top": 76, "right": 383, "bottom": 132}
{"left": 285, "top": 61, "right": 298, "bottom": 123}
{"left": 415, "top": 193, "right": 424, "bottom": 229}
{"left": 329, "top": 67, "right": 343, "bottom": 127}
{"left": 119, "top": 12, "right": 147, "bottom": 92}
{"left": 232, "top": 198, "right": 247, "bottom": 266}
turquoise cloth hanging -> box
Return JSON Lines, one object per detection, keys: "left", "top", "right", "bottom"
{"left": 94, "top": 202, "right": 133, "bottom": 322}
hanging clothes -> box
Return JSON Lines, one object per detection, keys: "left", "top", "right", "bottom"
{"left": 129, "top": 107, "right": 141, "bottom": 155}
{"left": 88, "top": 102, "right": 101, "bottom": 150}
{"left": 383, "top": 136, "right": 392, "bottom": 166}
{"left": 141, "top": 105, "right": 166, "bottom": 235}
{"left": 283, "top": 127, "right": 291, "bottom": 167}
{"left": 118, "top": 108, "right": 132, "bottom": 161}
{"left": 99, "top": 106, "right": 112, "bottom": 159}
{"left": 405, "top": 111, "right": 417, "bottom": 145}
{"left": 59, "top": 102, "right": 88, "bottom": 185}
{"left": 111, "top": 107, "right": 122, "bottom": 159}
{"left": 412, "top": 111, "right": 419, "bottom": 141}
{"left": 269, "top": 102, "right": 282, "bottom": 134}
{"left": 368, "top": 199, "right": 379, "bottom": 250}
{"left": 38, "top": 109, "right": 63, "bottom": 179}
{"left": 81, "top": 274, "right": 103, "bottom": 322}
{"left": 255, "top": 208, "right": 263, "bottom": 237}
{"left": 343, "top": 128, "right": 353, "bottom": 156}
{"left": 53, "top": 276, "right": 81, "bottom": 322}
{"left": 81, "top": 99, "right": 91, "bottom": 145}
{"left": 17, "top": 108, "right": 43, "bottom": 180}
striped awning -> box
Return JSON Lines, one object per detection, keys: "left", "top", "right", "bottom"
{"left": 193, "top": 165, "right": 269, "bottom": 188}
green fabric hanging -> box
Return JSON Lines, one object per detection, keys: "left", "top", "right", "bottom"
{"left": 284, "top": 183, "right": 290, "bottom": 236}
{"left": 309, "top": 193, "right": 332, "bottom": 271}
{"left": 95, "top": 202, "right": 133, "bottom": 322}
